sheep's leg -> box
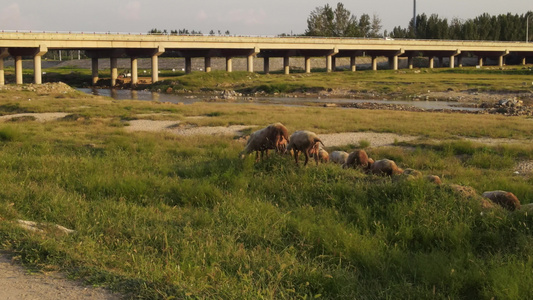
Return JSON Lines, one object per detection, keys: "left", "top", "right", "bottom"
{"left": 294, "top": 150, "right": 299, "bottom": 164}
{"left": 255, "top": 151, "right": 260, "bottom": 162}
{"left": 265, "top": 149, "right": 269, "bottom": 158}
{"left": 304, "top": 150, "right": 309, "bottom": 166}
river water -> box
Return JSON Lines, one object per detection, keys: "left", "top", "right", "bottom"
{"left": 78, "top": 88, "right": 481, "bottom": 111}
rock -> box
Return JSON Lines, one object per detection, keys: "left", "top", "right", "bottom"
{"left": 482, "top": 190, "right": 521, "bottom": 211}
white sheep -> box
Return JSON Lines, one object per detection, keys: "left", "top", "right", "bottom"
{"left": 287, "top": 130, "right": 325, "bottom": 166}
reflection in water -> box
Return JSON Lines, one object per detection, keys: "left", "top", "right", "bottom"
{"left": 77, "top": 88, "right": 481, "bottom": 111}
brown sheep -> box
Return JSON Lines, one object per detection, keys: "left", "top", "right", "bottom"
{"left": 343, "top": 149, "right": 371, "bottom": 169}
{"left": 426, "top": 175, "right": 442, "bottom": 185}
{"left": 330, "top": 151, "right": 349, "bottom": 164}
{"left": 310, "top": 147, "right": 329, "bottom": 163}
{"left": 368, "top": 159, "right": 404, "bottom": 176}
{"left": 482, "top": 190, "right": 521, "bottom": 211}
{"left": 240, "top": 123, "right": 289, "bottom": 161}
{"left": 287, "top": 130, "right": 325, "bottom": 166}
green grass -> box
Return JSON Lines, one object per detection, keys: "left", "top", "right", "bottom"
{"left": 0, "top": 90, "right": 532, "bottom": 299}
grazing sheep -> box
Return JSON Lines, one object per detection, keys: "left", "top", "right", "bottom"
{"left": 343, "top": 149, "right": 371, "bottom": 169}
{"left": 448, "top": 184, "right": 494, "bottom": 209}
{"left": 240, "top": 123, "right": 289, "bottom": 161}
{"left": 287, "top": 130, "right": 325, "bottom": 166}
{"left": 310, "top": 147, "right": 329, "bottom": 163}
{"left": 368, "top": 159, "right": 404, "bottom": 176}
{"left": 330, "top": 151, "right": 349, "bottom": 164}
{"left": 403, "top": 168, "right": 423, "bottom": 178}
{"left": 482, "top": 190, "right": 521, "bottom": 211}
{"left": 426, "top": 175, "right": 442, "bottom": 185}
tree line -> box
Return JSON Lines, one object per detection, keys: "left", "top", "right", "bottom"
{"left": 304, "top": 2, "right": 532, "bottom": 41}
{"left": 148, "top": 28, "right": 230, "bottom": 36}
{"left": 390, "top": 12, "right": 533, "bottom": 41}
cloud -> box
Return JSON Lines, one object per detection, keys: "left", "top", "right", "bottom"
{"left": 219, "top": 8, "right": 267, "bottom": 26}
{"left": 0, "top": 3, "right": 33, "bottom": 29}
{"left": 119, "top": 1, "right": 141, "bottom": 21}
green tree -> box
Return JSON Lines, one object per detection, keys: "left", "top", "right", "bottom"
{"left": 305, "top": 2, "right": 359, "bottom": 37}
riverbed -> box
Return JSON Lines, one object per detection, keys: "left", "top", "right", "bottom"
{"left": 78, "top": 88, "right": 482, "bottom": 111}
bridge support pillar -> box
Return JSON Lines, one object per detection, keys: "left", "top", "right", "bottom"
{"left": 449, "top": 50, "right": 460, "bottom": 69}
{"left": 371, "top": 56, "right": 378, "bottom": 71}
{"left": 15, "top": 56, "right": 23, "bottom": 84}
{"left": 0, "top": 48, "right": 9, "bottom": 86}
{"left": 110, "top": 57, "right": 118, "bottom": 87}
{"left": 151, "top": 46, "right": 165, "bottom": 83}
{"left": 521, "top": 57, "right": 526, "bottom": 65}
{"left": 350, "top": 56, "right": 356, "bottom": 72}
{"left": 326, "top": 55, "right": 332, "bottom": 72}
{"left": 185, "top": 57, "right": 192, "bottom": 74}
{"left": 247, "top": 55, "right": 254, "bottom": 73}
{"left": 283, "top": 56, "right": 290, "bottom": 75}
{"left": 31, "top": 45, "right": 47, "bottom": 84}
{"left": 408, "top": 56, "right": 414, "bottom": 69}
{"left": 131, "top": 57, "right": 138, "bottom": 85}
{"left": 477, "top": 57, "right": 484, "bottom": 67}
{"left": 226, "top": 57, "right": 233, "bottom": 72}
{"left": 498, "top": 50, "right": 509, "bottom": 67}
{"left": 305, "top": 57, "right": 311, "bottom": 73}
{"left": 205, "top": 57, "right": 212, "bottom": 72}
{"left": 429, "top": 57, "right": 434, "bottom": 69}
{"left": 91, "top": 58, "right": 99, "bottom": 85}
{"left": 263, "top": 57, "right": 270, "bottom": 74}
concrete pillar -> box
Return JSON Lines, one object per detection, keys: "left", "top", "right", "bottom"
{"left": 477, "top": 57, "right": 483, "bottom": 67}
{"left": 263, "top": 57, "right": 270, "bottom": 74}
{"left": 429, "top": 57, "right": 434, "bottom": 69}
{"left": 131, "top": 57, "right": 138, "bottom": 85}
{"left": 408, "top": 56, "right": 414, "bottom": 69}
{"left": 33, "top": 55, "right": 42, "bottom": 84}
{"left": 305, "top": 56, "right": 311, "bottom": 73}
{"left": 0, "top": 58, "right": 4, "bottom": 86}
{"left": 350, "top": 56, "right": 356, "bottom": 72}
{"left": 0, "top": 48, "right": 9, "bottom": 86}
{"left": 371, "top": 56, "right": 378, "bottom": 71}
{"left": 91, "top": 58, "right": 99, "bottom": 85}
{"left": 326, "top": 55, "right": 332, "bottom": 72}
{"left": 283, "top": 56, "right": 290, "bottom": 75}
{"left": 522, "top": 57, "right": 526, "bottom": 65}
{"left": 151, "top": 55, "right": 159, "bottom": 82}
{"left": 449, "top": 55, "right": 455, "bottom": 69}
{"left": 205, "top": 57, "right": 212, "bottom": 72}
{"left": 247, "top": 54, "right": 254, "bottom": 73}
{"left": 110, "top": 57, "right": 118, "bottom": 87}
{"left": 226, "top": 57, "right": 233, "bottom": 72}
{"left": 15, "top": 56, "right": 23, "bottom": 84}
{"left": 32, "top": 45, "right": 47, "bottom": 84}
{"left": 498, "top": 55, "right": 505, "bottom": 67}
{"left": 185, "top": 57, "right": 192, "bottom": 74}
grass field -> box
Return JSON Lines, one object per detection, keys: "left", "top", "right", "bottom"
{"left": 0, "top": 82, "right": 532, "bottom": 299}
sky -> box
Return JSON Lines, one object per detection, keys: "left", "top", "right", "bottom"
{"left": 1, "top": 1, "right": 532, "bottom": 36}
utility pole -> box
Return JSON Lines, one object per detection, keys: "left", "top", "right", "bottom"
{"left": 413, "top": 0, "right": 417, "bottom": 35}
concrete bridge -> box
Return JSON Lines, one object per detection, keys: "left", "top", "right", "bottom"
{"left": 1, "top": 32, "right": 533, "bottom": 86}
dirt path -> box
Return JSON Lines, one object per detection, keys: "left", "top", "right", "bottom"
{"left": 0, "top": 253, "right": 120, "bottom": 300}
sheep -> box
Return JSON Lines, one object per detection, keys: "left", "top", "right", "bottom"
{"left": 342, "top": 149, "right": 371, "bottom": 169}
{"left": 330, "top": 151, "right": 349, "bottom": 165}
{"left": 425, "top": 175, "right": 442, "bottom": 185}
{"left": 240, "top": 123, "right": 289, "bottom": 161}
{"left": 368, "top": 159, "right": 404, "bottom": 176}
{"left": 482, "top": 190, "right": 521, "bottom": 211}
{"left": 287, "top": 130, "right": 325, "bottom": 166}
{"left": 310, "top": 147, "right": 329, "bottom": 163}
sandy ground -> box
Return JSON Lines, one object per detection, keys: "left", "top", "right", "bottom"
{"left": 1, "top": 113, "right": 532, "bottom": 299}
{"left": 0, "top": 253, "right": 120, "bottom": 300}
